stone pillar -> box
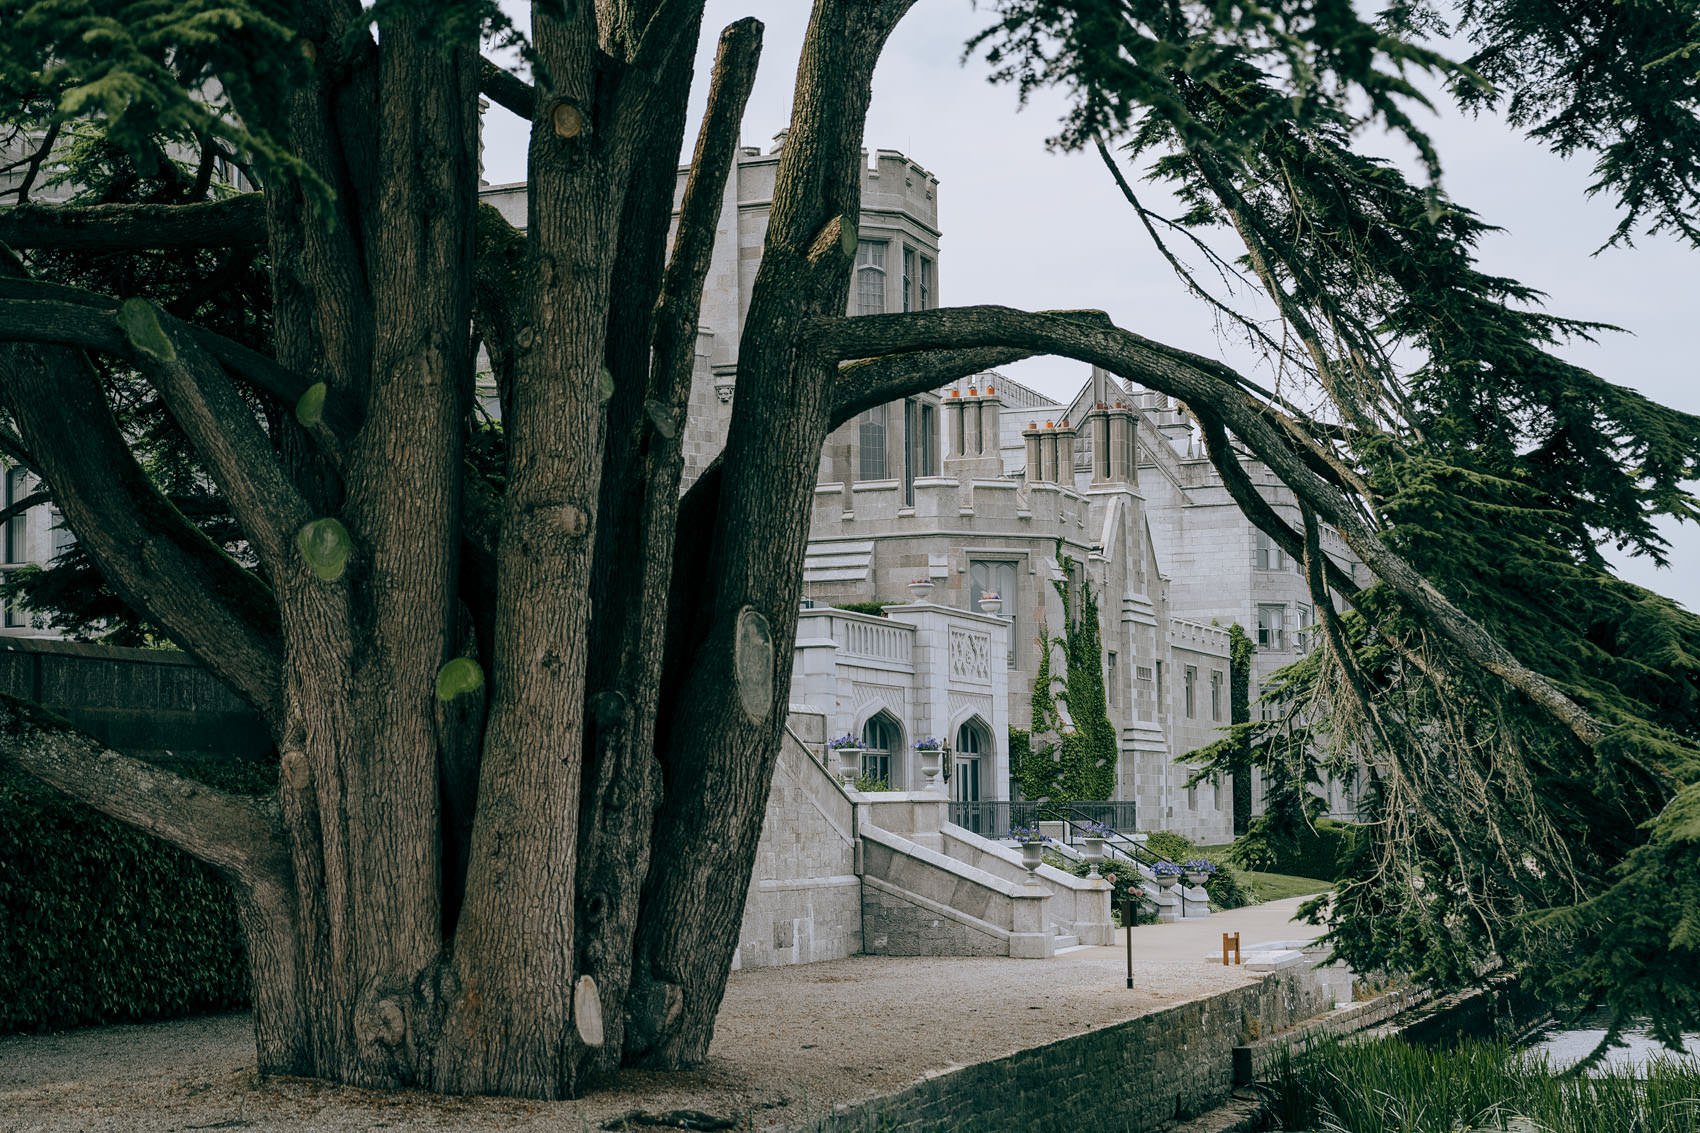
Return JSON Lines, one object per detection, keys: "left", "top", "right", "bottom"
{"left": 1108, "top": 407, "right": 1135, "bottom": 484}
{"left": 964, "top": 396, "right": 983, "bottom": 456}
{"left": 1023, "top": 423, "right": 1043, "bottom": 483}
{"left": 1182, "top": 881, "right": 1212, "bottom": 919}
{"left": 1088, "top": 408, "right": 1111, "bottom": 485}
{"left": 1057, "top": 422, "right": 1076, "bottom": 488}
{"left": 1039, "top": 425, "right": 1059, "bottom": 484}
{"left": 979, "top": 385, "right": 1002, "bottom": 458}
{"left": 1008, "top": 884, "right": 1055, "bottom": 958}
{"left": 1151, "top": 878, "right": 1182, "bottom": 923}
{"left": 944, "top": 390, "right": 966, "bottom": 458}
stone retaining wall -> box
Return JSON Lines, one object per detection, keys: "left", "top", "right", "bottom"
{"left": 804, "top": 968, "right": 1335, "bottom": 1132}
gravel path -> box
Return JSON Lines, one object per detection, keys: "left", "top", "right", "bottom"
{"left": 0, "top": 899, "right": 1321, "bottom": 1132}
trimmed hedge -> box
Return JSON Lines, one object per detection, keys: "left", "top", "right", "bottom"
{"left": 1231, "top": 817, "right": 1363, "bottom": 882}
{"left": 0, "top": 753, "right": 273, "bottom": 1034}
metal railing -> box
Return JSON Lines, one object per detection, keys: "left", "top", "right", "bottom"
{"left": 945, "top": 800, "right": 1162, "bottom": 869}
{"left": 1056, "top": 803, "right": 1162, "bottom": 870}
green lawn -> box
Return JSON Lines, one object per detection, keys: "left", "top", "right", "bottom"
{"left": 1242, "top": 870, "right": 1333, "bottom": 902}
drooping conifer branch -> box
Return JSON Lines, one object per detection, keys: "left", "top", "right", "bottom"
{"left": 807, "top": 303, "right": 1607, "bottom": 749}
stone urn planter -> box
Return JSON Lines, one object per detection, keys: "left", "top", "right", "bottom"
{"left": 1020, "top": 842, "right": 1044, "bottom": 873}
{"left": 908, "top": 579, "right": 934, "bottom": 602}
{"left": 1081, "top": 835, "right": 1105, "bottom": 879}
{"left": 977, "top": 590, "right": 1002, "bottom": 614}
{"left": 915, "top": 743, "right": 945, "bottom": 789}
{"left": 1153, "top": 870, "right": 1181, "bottom": 889}
{"left": 1185, "top": 870, "right": 1211, "bottom": 887}
{"left": 834, "top": 747, "right": 864, "bottom": 787}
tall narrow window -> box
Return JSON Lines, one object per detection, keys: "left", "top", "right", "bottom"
{"left": 1254, "top": 529, "right": 1284, "bottom": 571}
{"left": 1184, "top": 665, "right": 1198, "bottom": 718}
{"left": 858, "top": 403, "right": 888, "bottom": 481}
{"left": 1107, "top": 651, "right": 1119, "bottom": 709}
{"left": 919, "top": 256, "right": 933, "bottom": 310}
{"left": 1257, "top": 604, "right": 1287, "bottom": 650}
{"left": 970, "top": 559, "right": 1019, "bottom": 666}
{"left": 1296, "top": 606, "right": 1313, "bottom": 652}
{"left": 902, "top": 399, "right": 938, "bottom": 506}
{"left": 860, "top": 712, "right": 901, "bottom": 788}
{"left": 902, "top": 247, "right": 915, "bottom": 312}
{"left": 4, "top": 468, "right": 29, "bottom": 564}
{"left": 1210, "top": 670, "right": 1224, "bottom": 721}
{"left": 903, "top": 399, "right": 916, "bottom": 503}
{"left": 4, "top": 469, "right": 28, "bottom": 628}
{"left": 49, "top": 508, "right": 74, "bottom": 558}
{"left": 855, "top": 240, "right": 886, "bottom": 315}
{"left": 919, "top": 402, "right": 937, "bottom": 477}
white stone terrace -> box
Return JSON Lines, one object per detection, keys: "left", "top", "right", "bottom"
{"left": 790, "top": 602, "right": 1011, "bottom": 796}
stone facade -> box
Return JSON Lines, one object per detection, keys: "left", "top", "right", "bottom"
{"left": 809, "top": 363, "right": 1237, "bottom": 842}
{"left": 790, "top": 603, "right": 1009, "bottom": 796}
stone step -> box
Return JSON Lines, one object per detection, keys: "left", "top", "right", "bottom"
{"left": 1053, "top": 943, "right": 1095, "bottom": 956}
{"left": 1052, "top": 934, "right": 1080, "bottom": 949}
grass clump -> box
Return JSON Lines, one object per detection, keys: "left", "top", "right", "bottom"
{"left": 1261, "top": 1036, "right": 1700, "bottom": 1132}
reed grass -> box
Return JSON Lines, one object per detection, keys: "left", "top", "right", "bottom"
{"left": 1262, "top": 1036, "right": 1700, "bottom": 1132}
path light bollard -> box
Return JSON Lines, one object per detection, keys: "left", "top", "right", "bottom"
{"left": 1121, "top": 898, "right": 1136, "bottom": 989}
{"left": 1221, "top": 931, "right": 1241, "bottom": 966}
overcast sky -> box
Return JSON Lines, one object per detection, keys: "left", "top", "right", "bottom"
{"left": 481, "top": 2, "right": 1699, "bottom": 611}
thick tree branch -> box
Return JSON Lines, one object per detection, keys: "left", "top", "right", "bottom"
{"left": 0, "top": 421, "right": 37, "bottom": 473}
{"left": 633, "top": 0, "right": 920, "bottom": 1070}
{"left": 1194, "top": 411, "right": 1360, "bottom": 599}
{"left": 0, "top": 195, "right": 267, "bottom": 250}
{"left": 806, "top": 304, "right": 1606, "bottom": 748}
{"left": 650, "top": 19, "right": 762, "bottom": 437}
{"left": 631, "top": 0, "right": 711, "bottom": 73}
{"left": 0, "top": 487, "right": 51, "bottom": 530}
{"left": 573, "top": 19, "right": 759, "bottom": 1080}
{"left": 140, "top": 310, "right": 313, "bottom": 571}
{"left": 833, "top": 346, "right": 1037, "bottom": 423}
{"left": 0, "top": 695, "right": 288, "bottom": 887}
{"left": 0, "top": 253, "right": 285, "bottom": 727}
{"left": 0, "top": 288, "right": 350, "bottom": 461}
{"left": 478, "top": 56, "right": 535, "bottom": 120}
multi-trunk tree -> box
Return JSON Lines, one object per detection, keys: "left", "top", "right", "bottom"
{"left": 0, "top": 0, "right": 1696, "bottom": 1099}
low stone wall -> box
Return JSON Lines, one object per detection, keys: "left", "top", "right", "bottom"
{"left": 732, "top": 713, "right": 862, "bottom": 970}
{"left": 0, "top": 637, "right": 269, "bottom": 757}
{"left": 803, "top": 968, "right": 1336, "bottom": 1133}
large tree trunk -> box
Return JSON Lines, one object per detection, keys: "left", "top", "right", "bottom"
{"left": 624, "top": 0, "right": 918, "bottom": 1068}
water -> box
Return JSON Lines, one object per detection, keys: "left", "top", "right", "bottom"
{"left": 1525, "top": 1023, "right": 1700, "bottom": 1073}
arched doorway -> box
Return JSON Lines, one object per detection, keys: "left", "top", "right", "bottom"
{"left": 954, "top": 717, "right": 991, "bottom": 830}
{"left": 860, "top": 711, "right": 902, "bottom": 789}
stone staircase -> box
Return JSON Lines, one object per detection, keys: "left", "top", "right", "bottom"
{"left": 853, "top": 792, "right": 1113, "bottom": 959}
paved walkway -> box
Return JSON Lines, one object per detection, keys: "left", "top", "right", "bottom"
{"left": 0, "top": 896, "right": 1328, "bottom": 1132}
{"left": 1127, "top": 894, "right": 1328, "bottom": 961}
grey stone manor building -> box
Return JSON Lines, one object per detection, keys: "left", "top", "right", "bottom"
{"left": 488, "top": 136, "right": 1360, "bottom": 844}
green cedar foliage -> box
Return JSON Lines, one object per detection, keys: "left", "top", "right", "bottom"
{"left": 1388, "top": 0, "right": 1700, "bottom": 250}
{"left": 974, "top": 0, "right": 1700, "bottom": 1043}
